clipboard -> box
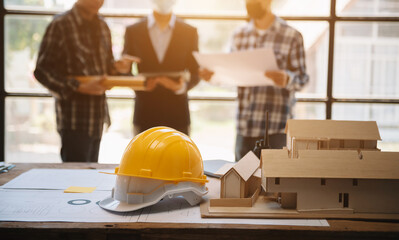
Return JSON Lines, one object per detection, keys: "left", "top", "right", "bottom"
{"left": 75, "top": 75, "right": 146, "bottom": 91}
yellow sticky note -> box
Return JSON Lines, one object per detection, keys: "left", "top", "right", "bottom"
{"left": 64, "top": 186, "right": 96, "bottom": 193}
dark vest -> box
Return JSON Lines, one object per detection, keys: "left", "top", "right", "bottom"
{"left": 123, "top": 18, "right": 199, "bottom": 130}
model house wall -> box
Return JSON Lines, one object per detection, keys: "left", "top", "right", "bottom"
{"left": 219, "top": 151, "right": 260, "bottom": 199}
{"left": 266, "top": 177, "right": 399, "bottom": 213}
{"left": 221, "top": 169, "right": 245, "bottom": 198}
{"left": 245, "top": 174, "right": 261, "bottom": 198}
{"left": 285, "top": 120, "right": 381, "bottom": 158}
{"left": 262, "top": 149, "right": 399, "bottom": 214}
{"left": 211, "top": 151, "right": 261, "bottom": 207}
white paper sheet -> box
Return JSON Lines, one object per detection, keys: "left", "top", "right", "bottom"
{"left": 0, "top": 189, "right": 140, "bottom": 222}
{"left": 0, "top": 169, "right": 328, "bottom": 226}
{"left": 1, "top": 169, "right": 116, "bottom": 191}
{"left": 193, "top": 48, "right": 279, "bottom": 87}
{"left": 138, "top": 197, "right": 329, "bottom": 227}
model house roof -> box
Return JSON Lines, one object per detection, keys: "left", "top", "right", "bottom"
{"left": 285, "top": 119, "right": 381, "bottom": 140}
{"left": 226, "top": 151, "right": 260, "bottom": 182}
{"left": 262, "top": 149, "right": 399, "bottom": 180}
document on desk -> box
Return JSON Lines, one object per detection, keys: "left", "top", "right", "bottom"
{"left": 0, "top": 189, "right": 140, "bottom": 222}
{"left": 193, "top": 48, "right": 279, "bottom": 87}
{"left": 138, "top": 197, "right": 329, "bottom": 227}
{"left": 0, "top": 189, "right": 328, "bottom": 226}
{"left": 0, "top": 169, "right": 328, "bottom": 226}
{"left": 1, "top": 169, "right": 115, "bottom": 191}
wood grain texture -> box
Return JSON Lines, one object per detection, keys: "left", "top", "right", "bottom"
{"left": 1, "top": 164, "right": 399, "bottom": 240}
{"left": 262, "top": 149, "right": 399, "bottom": 179}
{"left": 285, "top": 119, "right": 381, "bottom": 140}
{"left": 232, "top": 151, "right": 260, "bottom": 181}
{"left": 75, "top": 76, "right": 146, "bottom": 90}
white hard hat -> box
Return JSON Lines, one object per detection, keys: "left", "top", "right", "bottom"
{"left": 100, "top": 175, "right": 207, "bottom": 212}
{"left": 99, "top": 127, "right": 208, "bottom": 212}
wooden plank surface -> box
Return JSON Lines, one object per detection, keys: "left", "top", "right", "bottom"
{"left": 75, "top": 76, "right": 146, "bottom": 90}
{"left": 1, "top": 163, "right": 399, "bottom": 240}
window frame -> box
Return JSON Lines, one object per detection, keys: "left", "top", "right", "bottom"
{"left": 1, "top": 0, "right": 399, "bottom": 160}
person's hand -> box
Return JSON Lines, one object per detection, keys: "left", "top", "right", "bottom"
{"left": 145, "top": 78, "right": 159, "bottom": 92}
{"left": 199, "top": 68, "right": 214, "bottom": 82}
{"left": 77, "top": 76, "right": 107, "bottom": 95}
{"left": 157, "top": 76, "right": 185, "bottom": 92}
{"left": 265, "top": 70, "right": 289, "bottom": 88}
{"left": 114, "top": 54, "right": 141, "bottom": 74}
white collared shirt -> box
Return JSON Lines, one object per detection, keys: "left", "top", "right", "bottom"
{"left": 147, "top": 13, "right": 176, "bottom": 63}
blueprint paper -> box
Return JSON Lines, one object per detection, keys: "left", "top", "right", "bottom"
{"left": 0, "top": 189, "right": 140, "bottom": 222}
{"left": 138, "top": 197, "right": 329, "bottom": 227}
{"left": 193, "top": 48, "right": 279, "bottom": 87}
{"left": 0, "top": 189, "right": 328, "bottom": 226}
{"left": 0, "top": 169, "right": 328, "bottom": 226}
{"left": 1, "top": 169, "right": 115, "bottom": 191}
{"left": 0, "top": 188, "right": 328, "bottom": 226}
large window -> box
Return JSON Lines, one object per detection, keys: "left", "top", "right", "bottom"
{"left": 1, "top": 0, "right": 399, "bottom": 163}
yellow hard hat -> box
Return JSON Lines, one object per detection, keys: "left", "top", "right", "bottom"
{"left": 114, "top": 127, "right": 207, "bottom": 184}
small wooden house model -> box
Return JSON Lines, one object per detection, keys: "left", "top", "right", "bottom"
{"left": 205, "top": 119, "right": 399, "bottom": 219}
{"left": 210, "top": 151, "right": 261, "bottom": 207}
{"left": 285, "top": 120, "right": 381, "bottom": 158}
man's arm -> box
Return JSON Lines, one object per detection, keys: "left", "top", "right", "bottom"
{"left": 105, "top": 24, "right": 116, "bottom": 75}
{"left": 34, "top": 21, "right": 80, "bottom": 99}
{"left": 285, "top": 32, "right": 309, "bottom": 91}
{"left": 186, "top": 28, "right": 200, "bottom": 91}
{"left": 114, "top": 27, "right": 141, "bottom": 75}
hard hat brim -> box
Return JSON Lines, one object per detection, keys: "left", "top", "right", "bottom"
{"left": 99, "top": 196, "right": 149, "bottom": 213}
{"left": 99, "top": 182, "right": 208, "bottom": 213}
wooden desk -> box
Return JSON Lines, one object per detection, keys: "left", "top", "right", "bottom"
{"left": 1, "top": 163, "right": 398, "bottom": 240}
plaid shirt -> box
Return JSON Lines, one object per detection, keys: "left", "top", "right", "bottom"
{"left": 231, "top": 16, "right": 309, "bottom": 137}
{"left": 34, "top": 5, "right": 114, "bottom": 137}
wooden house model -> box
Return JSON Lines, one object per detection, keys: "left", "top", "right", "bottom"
{"left": 210, "top": 151, "right": 261, "bottom": 207}
{"left": 262, "top": 120, "right": 399, "bottom": 214}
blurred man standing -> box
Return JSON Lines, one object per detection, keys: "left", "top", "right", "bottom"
{"left": 119, "top": 0, "right": 200, "bottom": 135}
{"left": 34, "top": 0, "right": 114, "bottom": 162}
{"left": 200, "top": 0, "right": 309, "bottom": 161}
